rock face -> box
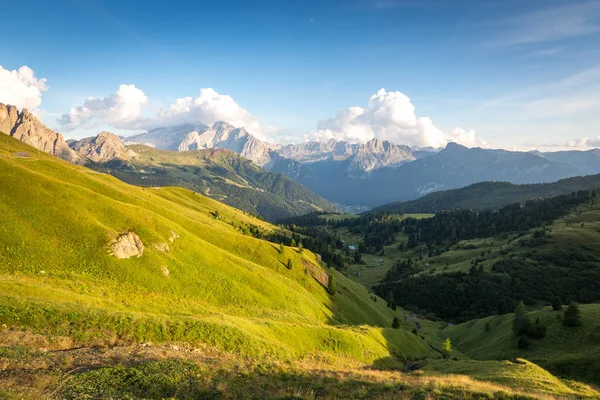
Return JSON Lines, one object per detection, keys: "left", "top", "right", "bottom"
{"left": 125, "top": 123, "right": 207, "bottom": 150}
{"left": 347, "top": 139, "right": 415, "bottom": 175}
{"left": 108, "top": 232, "right": 144, "bottom": 259}
{"left": 279, "top": 139, "right": 357, "bottom": 163}
{"left": 70, "top": 131, "right": 136, "bottom": 163}
{"left": 177, "top": 121, "right": 280, "bottom": 167}
{"left": 0, "top": 103, "right": 84, "bottom": 164}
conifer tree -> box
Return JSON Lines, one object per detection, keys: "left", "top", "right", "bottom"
{"left": 441, "top": 337, "right": 452, "bottom": 359}
{"left": 563, "top": 302, "right": 581, "bottom": 327}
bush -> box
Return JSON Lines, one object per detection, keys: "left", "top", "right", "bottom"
{"left": 526, "top": 321, "right": 547, "bottom": 339}
{"left": 563, "top": 302, "right": 582, "bottom": 327}
{"left": 441, "top": 337, "right": 452, "bottom": 359}
{"left": 551, "top": 296, "right": 562, "bottom": 311}
{"left": 392, "top": 317, "right": 400, "bottom": 329}
{"left": 512, "top": 301, "right": 530, "bottom": 336}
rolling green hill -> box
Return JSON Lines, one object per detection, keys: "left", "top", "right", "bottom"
{"left": 374, "top": 176, "right": 600, "bottom": 214}
{"left": 96, "top": 145, "right": 338, "bottom": 221}
{"left": 429, "top": 304, "right": 600, "bottom": 387}
{"left": 1, "top": 133, "right": 597, "bottom": 399}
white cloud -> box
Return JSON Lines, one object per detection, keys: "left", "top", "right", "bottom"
{"left": 154, "top": 88, "right": 267, "bottom": 138}
{"left": 58, "top": 84, "right": 149, "bottom": 131}
{"left": 0, "top": 65, "right": 47, "bottom": 110}
{"left": 566, "top": 137, "right": 600, "bottom": 148}
{"left": 311, "top": 88, "right": 486, "bottom": 148}
{"left": 58, "top": 86, "right": 280, "bottom": 141}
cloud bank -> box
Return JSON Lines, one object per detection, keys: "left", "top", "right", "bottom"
{"left": 566, "top": 137, "right": 600, "bottom": 148}
{"left": 311, "top": 88, "right": 486, "bottom": 148}
{"left": 0, "top": 65, "right": 47, "bottom": 111}
{"left": 58, "top": 86, "right": 277, "bottom": 141}
{"left": 58, "top": 84, "right": 149, "bottom": 131}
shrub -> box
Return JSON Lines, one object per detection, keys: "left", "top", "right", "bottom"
{"left": 551, "top": 296, "right": 562, "bottom": 311}
{"left": 392, "top": 317, "right": 400, "bottom": 329}
{"left": 563, "top": 302, "right": 582, "bottom": 327}
{"left": 512, "top": 301, "right": 530, "bottom": 336}
{"left": 327, "top": 274, "right": 336, "bottom": 295}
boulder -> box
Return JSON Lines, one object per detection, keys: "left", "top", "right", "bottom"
{"left": 108, "top": 232, "right": 144, "bottom": 259}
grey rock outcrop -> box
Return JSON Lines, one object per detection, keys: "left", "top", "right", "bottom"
{"left": 279, "top": 139, "right": 357, "bottom": 163}
{"left": 0, "top": 102, "right": 84, "bottom": 164}
{"left": 70, "top": 131, "right": 136, "bottom": 163}
{"left": 347, "top": 139, "right": 415, "bottom": 175}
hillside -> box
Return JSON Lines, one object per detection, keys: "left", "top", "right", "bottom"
{"left": 2, "top": 132, "right": 597, "bottom": 399}
{"left": 431, "top": 304, "right": 600, "bottom": 386}
{"left": 374, "top": 175, "right": 600, "bottom": 214}
{"left": 93, "top": 144, "right": 338, "bottom": 221}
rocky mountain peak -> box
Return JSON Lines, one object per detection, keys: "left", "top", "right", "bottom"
{"left": 0, "top": 102, "right": 84, "bottom": 164}
{"left": 347, "top": 139, "right": 415, "bottom": 174}
{"left": 70, "top": 131, "right": 136, "bottom": 163}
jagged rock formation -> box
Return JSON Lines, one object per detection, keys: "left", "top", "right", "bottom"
{"left": 347, "top": 139, "right": 415, "bottom": 175}
{"left": 279, "top": 139, "right": 357, "bottom": 163}
{"left": 177, "top": 121, "right": 280, "bottom": 167}
{"left": 108, "top": 232, "right": 144, "bottom": 259}
{"left": 69, "top": 131, "right": 136, "bottom": 163}
{"left": 125, "top": 123, "right": 207, "bottom": 150}
{"left": 0, "top": 103, "right": 84, "bottom": 164}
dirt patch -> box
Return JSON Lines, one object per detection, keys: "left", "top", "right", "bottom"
{"left": 302, "top": 259, "right": 329, "bottom": 287}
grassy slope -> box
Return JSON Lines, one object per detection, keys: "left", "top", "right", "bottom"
{"left": 0, "top": 133, "right": 427, "bottom": 364}
{"left": 1, "top": 134, "right": 597, "bottom": 399}
{"left": 98, "top": 145, "right": 338, "bottom": 221}
{"left": 375, "top": 176, "right": 600, "bottom": 214}
{"left": 433, "top": 305, "right": 600, "bottom": 387}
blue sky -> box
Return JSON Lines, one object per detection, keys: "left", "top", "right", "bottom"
{"left": 1, "top": 0, "right": 600, "bottom": 149}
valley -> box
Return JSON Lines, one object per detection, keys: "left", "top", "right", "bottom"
{"left": 2, "top": 132, "right": 600, "bottom": 398}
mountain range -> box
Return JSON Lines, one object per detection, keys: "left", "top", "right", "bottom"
{"left": 2, "top": 101, "right": 599, "bottom": 209}
{"left": 122, "top": 121, "right": 600, "bottom": 207}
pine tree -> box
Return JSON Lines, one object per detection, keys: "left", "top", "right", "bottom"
{"left": 327, "top": 274, "right": 336, "bottom": 295}
{"left": 563, "top": 302, "right": 581, "bottom": 327}
{"left": 298, "top": 242, "right": 304, "bottom": 254}
{"left": 551, "top": 296, "right": 562, "bottom": 311}
{"left": 392, "top": 317, "right": 400, "bottom": 329}
{"left": 286, "top": 258, "right": 292, "bottom": 270}
{"left": 441, "top": 337, "right": 452, "bottom": 359}
{"left": 513, "top": 301, "right": 530, "bottom": 336}
{"left": 279, "top": 243, "right": 285, "bottom": 255}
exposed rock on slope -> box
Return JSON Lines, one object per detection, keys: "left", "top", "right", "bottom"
{"left": 70, "top": 131, "right": 136, "bottom": 162}
{"left": 108, "top": 232, "right": 144, "bottom": 259}
{"left": 0, "top": 103, "right": 84, "bottom": 164}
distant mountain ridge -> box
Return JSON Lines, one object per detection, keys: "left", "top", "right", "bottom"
{"left": 92, "top": 144, "right": 339, "bottom": 221}
{"left": 274, "top": 142, "right": 590, "bottom": 207}
{"left": 374, "top": 174, "right": 600, "bottom": 214}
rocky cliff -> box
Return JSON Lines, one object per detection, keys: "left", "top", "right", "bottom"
{"left": 70, "top": 131, "right": 136, "bottom": 163}
{"left": 0, "top": 103, "right": 84, "bottom": 164}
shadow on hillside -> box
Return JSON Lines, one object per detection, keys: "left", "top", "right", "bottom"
{"left": 55, "top": 357, "right": 523, "bottom": 400}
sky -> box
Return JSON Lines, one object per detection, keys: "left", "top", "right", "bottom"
{"left": 1, "top": 0, "right": 600, "bottom": 150}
